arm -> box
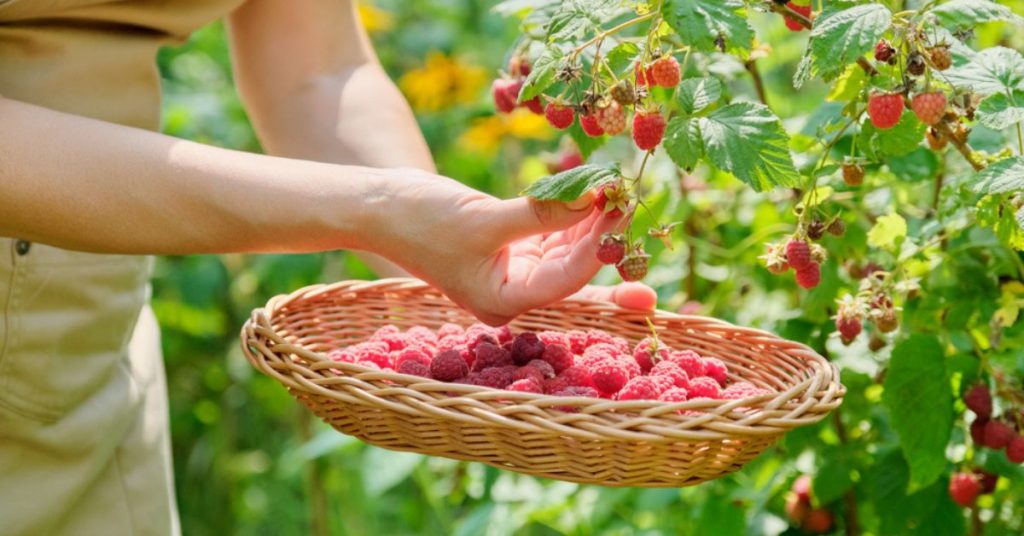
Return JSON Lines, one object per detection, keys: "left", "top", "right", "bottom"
{"left": 227, "top": 0, "right": 427, "bottom": 276}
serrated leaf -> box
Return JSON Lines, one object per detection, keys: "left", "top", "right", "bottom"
{"left": 661, "top": 0, "right": 753, "bottom": 54}
{"left": 932, "top": 0, "right": 1024, "bottom": 31}
{"left": 519, "top": 47, "right": 562, "bottom": 101}
{"left": 977, "top": 90, "right": 1024, "bottom": 130}
{"left": 858, "top": 111, "right": 926, "bottom": 159}
{"left": 606, "top": 42, "right": 641, "bottom": 75}
{"left": 826, "top": 64, "right": 867, "bottom": 102}
{"left": 545, "top": 0, "right": 622, "bottom": 41}
{"left": 973, "top": 156, "right": 1024, "bottom": 194}
{"left": 522, "top": 164, "right": 620, "bottom": 200}
{"left": 492, "top": 0, "right": 559, "bottom": 16}
{"left": 676, "top": 77, "right": 723, "bottom": 115}
{"left": 944, "top": 47, "right": 1024, "bottom": 97}
{"left": 882, "top": 335, "right": 953, "bottom": 492}
{"left": 567, "top": 120, "right": 607, "bottom": 160}
{"left": 698, "top": 102, "right": 798, "bottom": 191}
{"left": 802, "top": 4, "right": 892, "bottom": 82}
{"left": 867, "top": 213, "right": 907, "bottom": 249}
{"left": 663, "top": 117, "right": 704, "bottom": 170}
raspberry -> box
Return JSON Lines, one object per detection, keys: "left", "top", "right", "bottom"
{"left": 579, "top": 112, "right": 605, "bottom": 137}
{"left": 803, "top": 509, "right": 834, "bottom": 534}
{"left": 926, "top": 127, "right": 948, "bottom": 151}
{"left": 476, "top": 366, "right": 515, "bottom": 389}
{"left": 397, "top": 359, "right": 431, "bottom": 378}
{"left": 595, "top": 182, "right": 629, "bottom": 218}
{"left": 836, "top": 315, "right": 862, "bottom": 345}
{"left": 544, "top": 102, "right": 575, "bottom": 129}
{"left": 525, "top": 359, "right": 556, "bottom": 379}
{"left": 930, "top": 45, "right": 952, "bottom": 71}
{"left": 591, "top": 360, "right": 631, "bottom": 395}
{"left": 722, "top": 382, "right": 771, "bottom": 399}
{"left": 596, "top": 233, "right": 627, "bottom": 265}
{"left": 541, "top": 343, "right": 574, "bottom": 373}
{"left": 372, "top": 327, "right": 408, "bottom": 352}
{"left": 828, "top": 219, "right": 845, "bottom": 236}
{"left": 507, "top": 55, "right": 531, "bottom": 78}
{"left": 1008, "top": 436, "right": 1024, "bottom": 464}
{"left": 650, "top": 56, "right": 681, "bottom": 88}
{"left": 874, "top": 40, "right": 896, "bottom": 64}
{"left": 566, "top": 330, "right": 589, "bottom": 354}
{"left": 511, "top": 332, "right": 546, "bottom": 365}
{"left": 472, "top": 342, "right": 513, "bottom": 372}
{"left": 521, "top": 96, "right": 543, "bottom": 114}
{"left": 537, "top": 331, "right": 568, "bottom": 348}
{"left": 553, "top": 386, "right": 600, "bottom": 398}
{"left": 795, "top": 262, "right": 821, "bottom": 289}
{"left": 617, "top": 376, "right": 666, "bottom": 401}
{"left": 949, "top": 472, "right": 981, "bottom": 507}
{"left": 911, "top": 92, "right": 947, "bottom": 125}
{"left": 513, "top": 365, "right": 545, "bottom": 385}
{"left": 394, "top": 348, "right": 431, "bottom": 370}
{"left": 983, "top": 420, "right": 1014, "bottom": 449}
{"left": 467, "top": 331, "right": 498, "bottom": 354}
{"left": 687, "top": 377, "right": 722, "bottom": 399}
{"left": 792, "top": 474, "right": 812, "bottom": 503}
{"left": 617, "top": 252, "right": 651, "bottom": 282}
{"left": 492, "top": 78, "right": 518, "bottom": 114}
{"left": 785, "top": 240, "right": 812, "bottom": 270}
{"left": 557, "top": 365, "right": 594, "bottom": 388}
{"left": 807, "top": 219, "right": 826, "bottom": 241}
{"left": 701, "top": 358, "right": 728, "bottom": 386}
{"left": 610, "top": 80, "right": 637, "bottom": 105}
{"left": 633, "top": 337, "right": 668, "bottom": 373}
{"left": 867, "top": 92, "right": 905, "bottom": 129}
{"left": 632, "top": 110, "right": 667, "bottom": 151}
{"left": 542, "top": 376, "right": 569, "bottom": 394}
{"left": 437, "top": 323, "right": 464, "bottom": 339}
{"left": 842, "top": 163, "right": 864, "bottom": 186}
{"left": 907, "top": 52, "right": 927, "bottom": 76}
{"left": 506, "top": 378, "right": 542, "bottom": 393}
{"left": 970, "top": 418, "right": 988, "bottom": 445}
{"left": 974, "top": 469, "right": 998, "bottom": 494}
{"left": 595, "top": 101, "right": 627, "bottom": 136}
{"left": 785, "top": 495, "right": 809, "bottom": 525}
{"left": 552, "top": 150, "right": 583, "bottom": 172}
{"left": 352, "top": 342, "right": 392, "bottom": 369}
{"left": 406, "top": 325, "right": 438, "bottom": 342}
{"left": 651, "top": 361, "right": 690, "bottom": 388}
{"left": 586, "top": 329, "right": 625, "bottom": 351}
{"left": 659, "top": 387, "right": 689, "bottom": 402}
{"left": 634, "top": 62, "right": 655, "bottom": 87}
{"left": 327, "top": 349, "right": 357, "bottom": 363}
{"left": 668, "top": 349, "right": 705, "bottom": 378}
{"left": 494, "top": 325, "right": 513, "bottom": 344}
{"left": 430, "top": 349, "right": 469, "bottom": 381}
{"left": 783, "top": 2, "right": 812, "bottom": 31}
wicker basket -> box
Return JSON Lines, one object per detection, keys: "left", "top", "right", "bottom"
{"left": 241, "top": 278, "right": 844, "bottom": 488}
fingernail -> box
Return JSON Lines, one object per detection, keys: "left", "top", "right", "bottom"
{"left": 566, "top": 192, "right": 594, "bottom": 211}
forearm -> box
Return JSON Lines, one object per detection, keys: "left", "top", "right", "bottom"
{"left": 0, "top": 96, "right": 384, "bottom": 255}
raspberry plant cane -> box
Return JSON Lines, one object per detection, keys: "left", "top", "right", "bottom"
{"left": 490, "top": 1, "right": 1024, "bottom": 531}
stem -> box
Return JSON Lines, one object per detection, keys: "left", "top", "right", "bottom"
{"left": 745, "top": 59, "right": 770, "bottom": 107}
{"left": 1016, "top": 122, "right": 1023, "bottom": 155}
{"left": 931, "top": 170, "right": 945, "bottom": 212}
{"left": 571, "top": 12, "right": 657, "bottom": 59}
{"left": 299, "top": 410, "right": 329, "bottom": 536}
{"left": 933, "top": 120, "right": 985, "bottom": 172}
{"left": 831, "top": 410, "right": 861, "bottom": 536}
{"left": 969, "top": 505, "right": 983, "bottom": 536}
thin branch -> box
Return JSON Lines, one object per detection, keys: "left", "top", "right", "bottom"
{"left": 934, "top": 120, "right": 985, "bottom": 171}
{"left": 745, "top": 59, "right": 770, "bottom": 107}
{"left": 571, "top": 13, "right": 657, "bottom": 59}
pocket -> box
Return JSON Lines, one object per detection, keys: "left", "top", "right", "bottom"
{"left": 0, "top": 241, "right": 152, "bottom": 423}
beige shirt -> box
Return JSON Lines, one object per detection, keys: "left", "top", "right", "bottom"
{"left": 0, "top": 1, "right": 243, "bottom": 534}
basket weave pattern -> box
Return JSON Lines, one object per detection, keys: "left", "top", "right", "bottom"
{"left": 242, "top": 278, "right": 844, "bottom": 487}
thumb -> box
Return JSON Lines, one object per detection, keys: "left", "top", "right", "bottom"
{"left": 490, "top": 192, "right": 596, "bottom": 242}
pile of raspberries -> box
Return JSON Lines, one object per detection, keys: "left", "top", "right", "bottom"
{"left": 327, "top": 323, "right": 771, "bottom": 403}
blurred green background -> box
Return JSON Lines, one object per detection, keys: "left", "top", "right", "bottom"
{"left": 155, "top": 1, "right": 1024, "bottom": 535}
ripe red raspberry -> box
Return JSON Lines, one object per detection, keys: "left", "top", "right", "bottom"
{"left": 668, "top": 349, "right": 705, "bottom": 378}
{"left": 492, "top": 78, "right": 519, "bottom": 114}
{"left": 874, "top": 40, "right": 896, "bottom": 63}
{"left": 722, "top": 382, "right": 772, "bottom": 399}
{"left": 494, "top": 325, "right": 513, "bottom": 344}
{"left": 327, "top": 349, "right": 357, "bottom": 363}
{"left": 513, "top": 365, "right": 544, "bottom": 385}
{"left": 551, "top": 150, "right": 583, "bottom": 173}
{"left": 651, "top": 361, "right": 690, "bottom": 388}
{"left": 803, "top": 509, "right": 834, "bottom": 534}
{"left": 437, "top": 323, "right": 464, "bottom": 339}
{"left": 836, "top": 315, "right": 862, "bottom": 345}
{"left": 507, "top": 55, "right": 531, "bottom": 78}
{"left": 983, "top": 420, "right": 1014, "bottom": 449}
{"left": 795, "top": 262, "right": 821, "bottom": 289}
{"left": 430, "top": 349, "right": 469, "bottom": 381}
{"left": 467, "top": 331, "right": 498, "bottom": 355}
{"left": 591, "top": 360, "right": 631, "bottom": 396}
{"left": 596, "top": 233, "right": 627, "bottom": 265}
{"left": 633, "top": 337, "right": 669, "bottom": 373}
{"left": 594, "top": 182, "right": 629, "bottom": 218}
{"left": 632, "top": 110, "right": 667, "bottom": 151}
{"left": 783, "top": 2, "right": 812, "bottom": 31}
{"left": 970, "top": 418, "right": 988, "bottom": 445}
{"left": 537, "top": 331, "right": 568, "bottom": 348}
{"left": 557, "top": 365, "right": 593, "bottom": 388}
{"left": 963, "top": 384, "right": 993, "bottom": 419}
{"left": 702, "top": 357, "right": 728, "bottom": 386}
{"left": 792, "top": 474, "right": 812, "bottom": 503}
{"left": 687, "top": 377, "right": 722, "bottom": 399}
{"left": 566, "top": 330, "right": 589, "bottom": 354}
{"left": 542, "top": 376, "right": 569, "bottom": 394}
{"left": 867, "top": 92, "right": 905, "bottom": 129}
{"left": 1007, "top": 436, "right": 1024, "bottom": 464}
{"left": 659, "top": 387, "right": 689, "bottom": 402}
{"left": 521, "top": 96, "right": 543, "bottom": 114}
{"left": 579, "top": 112, "right": 605, "bottom": 137}
{"left": 397, "top": 359, "right": 431, "bottom": 378}
{"left": 372, "top": 326, "right": 408, "bottom": 351}
{"left": 785, "top": 240, "right": 812, "bottom": 270}
{"left": 634, "top": 62, "right": 655, "bottom": 87}
{"left": 595, "top": 101, "right": 627, "bottom": 136}
{"left": 911, "top": 92, "right": 947, "bottom": 125}
{"left": 553, "top": 386, "right": 600, "bottom": 398}
{"left": 476, "top": 366, "right": 515, "bottom": 389}
{"left": 472, "top": 342, "right": 513, "bottom": 372}
{"left": 541, "top": 343, "right": 574, "bottom": 373}
{"left": 506, "top": 378, "right": 542, "bottom": 393}
{"left": 617, "top": 252, "right": 651, "bottom": 282}
{"left": 616, "top": 376, "right": 666, "bottom": 401}
{"left": 525, "top": 359, "right": 555, "bottom": 379}
{"left": 394, "top": 348, "right": 431, "bottom": 370}
{"left": 949, "top": 472, "right": 981, "bottom": 507}
{"left": 650, "top": 56, "right": 681, "bottom": 88}
{"left": 352, "top": 342, "right": 392, "bottom": 369}
{"left": 511, "top": 332, "right": 546, "bottom": 365}
{"left": 930, "top": 45, "right": 952, "bottom": 71}
{"left": 544, "top": 102, "right": 574, "bottom": 129}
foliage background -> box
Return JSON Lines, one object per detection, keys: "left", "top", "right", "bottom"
{"left": 155, "top": 1, "right": 1024, "bottom": 534}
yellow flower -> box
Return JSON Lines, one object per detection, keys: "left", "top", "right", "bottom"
{"left": 399, "top": 52, "right": 487, "bottom": 112}
{"left": 458, "top": 109, "right": 554, "bottom": 154}
{"left": 505, "top": 109, "right": 554, "bottom": 140}
{"left": 357, "top": 2, "right": 393, "bottom": 33}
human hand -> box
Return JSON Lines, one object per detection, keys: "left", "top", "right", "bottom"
{"left": 570, "top": 283, "right": 658, "bottom": 311}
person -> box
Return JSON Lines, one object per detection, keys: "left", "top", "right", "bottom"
{"left": 0, "top": 1, "right": 657, "bottom": 534}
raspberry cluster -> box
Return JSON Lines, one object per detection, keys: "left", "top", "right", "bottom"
{"left": 761, "top": 238, "right": 826, "bottom": 290}
{"left": 783, "top": 475, "right": 834, "bottom": 534}
{"left": 328, "top": 323, "right": 772, "bottom": 406}
{"left": 964, "top": 384, "right": 1024, "bottom": 465}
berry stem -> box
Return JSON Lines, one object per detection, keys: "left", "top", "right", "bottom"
{"left": 933, "top": 119, "right": 985, "bottom": 171}
{"left": 570, "top": 12, "right": 657, "bottom": 60}
{"left": 744, "top": 59, "right": 770, "bottom": 108}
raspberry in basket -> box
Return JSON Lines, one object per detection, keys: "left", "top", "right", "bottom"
{"left": 394, "top": 348, "right": 431, "bottom": 370}
{"left": 617, "top": 376, "right": 667, "bottom": 401}
{"left": 650, "top": 360, "right": 689, "bottom": 388}
{"left": 541, "top": 343, "right": 574, "bottom": 373}
{"left": 437, "top": 323, "right": 464, "bottom": 339}
{"left": 542, "top": 376, "right": 570, "bottom": 394}
{"left": 472, "top": 342, "right": 514, "bottom": 372}
{"left": 477, "top": 366, "right": 516, "bottom": 389}
{"left": 557, "top": 365, "right": 593, "bottom": 388}
{"left": 687, "top": 377, "right": 722, "bottom": 399}
{"left": 537, "top": 331, "right": 568, "bottom": 348}
{"left": 352, "top": 342, "right": 392, "bottom": 369}
{"left": 659, "top": 387, "right": 689, "bottom": 402}
{"left": 467, "top": 332, "right": 499, "bottom": 355}
{"left": 667, "top": 349, "right": 704, "bottom": 378}
{"left": 397, "top": 360, "right": 431, "bottom": 378}
{"left": 591, "top": 360, "right": 632, "bottom": 396}
{"left": 507, "top": 379, "right": 543, "bottom": 393}
{"left": 565, "top": 330, "right": 589, "bottom": 354}
{"left": 511, "top": 332, "right": 546, "bottom": 365}
{"left": 702, "top": 357, "right": 728, "bottom": 386}
{"left": 371, "top": 325, "right": 408, "bottom": 351}
{"left": 525, "top": 359, "right": 556, "bottom": 379}
{"left": 722, "top": 382, "right": 771, "bottom": 399}
{"left": 430, "top": 349, "right": 469, "bottom": 381}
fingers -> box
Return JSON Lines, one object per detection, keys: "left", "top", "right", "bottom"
{"left": 488, "top": 192, "right": 596, "bottom": 243}
{"left": 571, "top": 283, "right": 658, "bottom": 310}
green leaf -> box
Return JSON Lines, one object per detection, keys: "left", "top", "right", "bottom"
{"left": 661, "top": 0, "right": 753, "bottom": 54}
{"left": 663, "top": 117, "right": 704, "bottom": 170}
{"left": 977, "top": 89, "right": 1024, "bottom": 130}
{"left": 567, "top": 121, "right": 607, "bottom": 160}
{"left": 545, "top": 0, "right": 622, "bottom": 41}
{"left": 518, "top": 47, "right": 562, "bottom": 101}
{"left": 492, "top": 0, "right": 559, "bottom": 16}
{"left": 522, "top": 164, "right": 620, "bottom": 200}
{"left": 882, "top": 335, "right": 953, "bottom": 492}
{"left": 932, "top": 0, "right": 1024, "bottom": 31}
{"left": 698, "top": 102, "right": 799, "bottom": 191}
{"left": 857, "top": 111, "right": 926, "bottom": 159}
{"left": 676, "top": 77, "right": 723, "bottom": 115}
{"left": 362, "top": 449, "right": 423, "bottom": 497}
{"left": 973, "top": 156, "right": 1024, "bottom": 194}
{"left": 605, "top": 42, "right": 641, "bottom": 75}
{"left": 802, "top": 4, "right": 892, "bottom": 82}
{"left": 867, "top": 213, "right": 907, "bottom": 249}
{"left": 944, "top": 46, "right": 1024, "bottom": 97}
